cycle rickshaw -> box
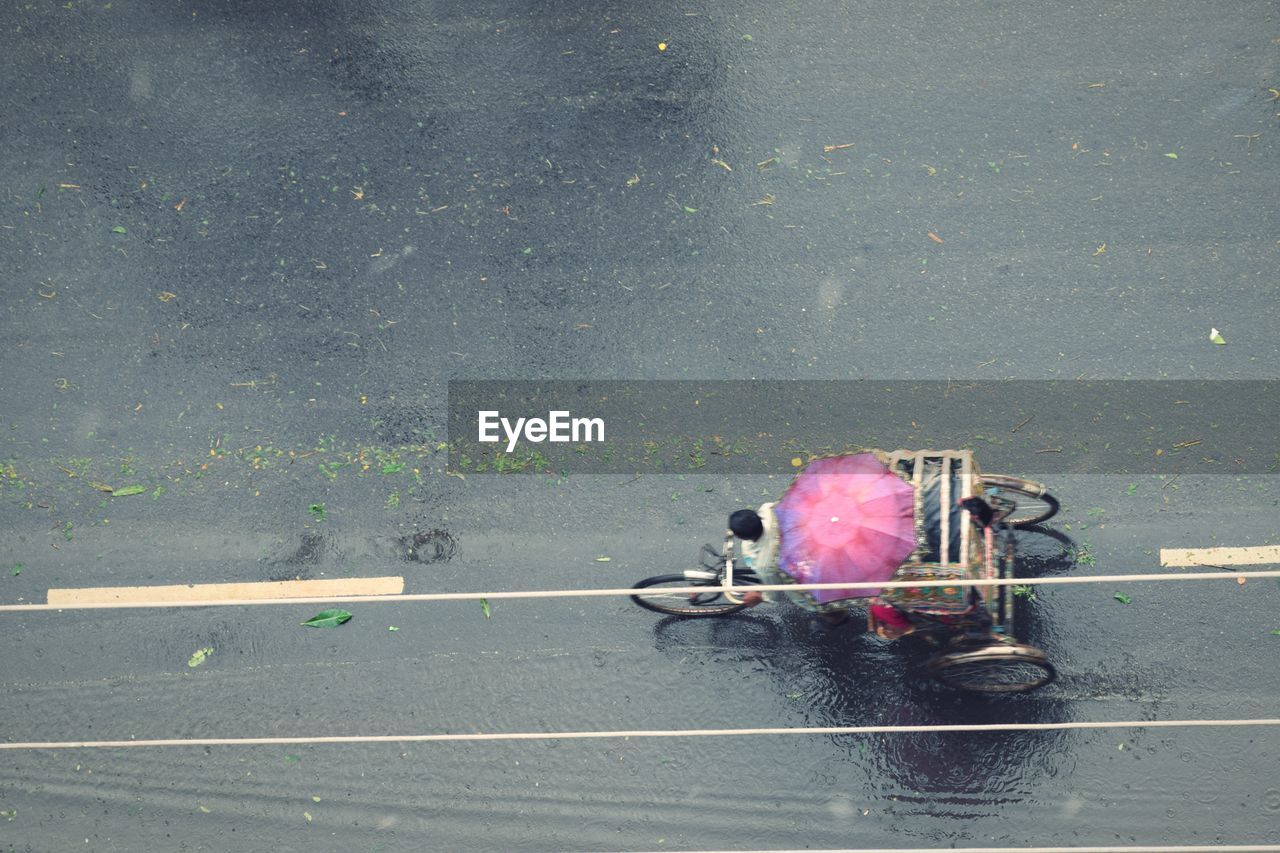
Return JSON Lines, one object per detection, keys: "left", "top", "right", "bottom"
{"left": 631, "top": 449, "right": 1061, "bottom": 693}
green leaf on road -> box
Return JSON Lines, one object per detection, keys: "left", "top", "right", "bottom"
{"left": 112, "top": 225, "right": 127, "bottom": 233}
{"left": 1270, "top": 630, "right": 1280, "bottom": 635}
{"left": 1209, "top": 328, "right": 1226, "bottom": 345}
{"left": 594, "top": 556, "right": 612, "bottom": 562}
{"left": 187, "top": 647, "right": 214, "bottom": 667}
{"left": 11, "top": 564, "right": 20, "bottom": 577}
{"left": 1164, "top": 152, "right": 1178, "bottom": 159}
{"left": 301, "top": 609, "right": 352, "bottom": 627}
{"left": 683, "top": 206, "right": 698, "bottom": 214}
{"left": 308, "top": 503, "right": 326, "bottom": 522}
{"left": 1113, "top": 591, "right": 1132, "bottom": 604}
{"left": 111, "top": 484, "right": 147, "bottom": 496}
{"left": 480, "top": 598, "right": 491, "bottom": 620}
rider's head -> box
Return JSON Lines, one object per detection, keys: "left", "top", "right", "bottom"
{"left": 729, "top": 509, "right": 764, "bottom": 541}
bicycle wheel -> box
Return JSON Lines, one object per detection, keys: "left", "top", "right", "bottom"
{"left": 981, "top": 474, "right": 1060, "bottom": 527}
{"left": 927, "top": 642, "right": 1056, "bottom": 693}
{"left": 630, "top": 573, "right": 757, "bottom": 617}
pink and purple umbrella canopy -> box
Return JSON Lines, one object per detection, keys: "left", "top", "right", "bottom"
{"left": 776, "top": 453, "right": 917, "bottom": 603}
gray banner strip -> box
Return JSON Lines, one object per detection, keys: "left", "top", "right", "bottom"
{"left": 447, "top": 380, "right": 1278, "bottom": 475}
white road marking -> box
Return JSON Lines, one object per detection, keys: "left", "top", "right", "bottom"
{"left": 47, "top": 576, "right": 405, "bottom": 605}
{"left": 1160, "top": 545, "right": 1280, "bottom": 567}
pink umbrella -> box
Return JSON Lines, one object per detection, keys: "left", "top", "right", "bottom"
{"left": 775, "top": 453, "right": 917, "bottom": 604}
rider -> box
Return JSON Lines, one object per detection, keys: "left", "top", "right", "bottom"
{"left": 729, "top": 505, "right": 851, "bottom": 626}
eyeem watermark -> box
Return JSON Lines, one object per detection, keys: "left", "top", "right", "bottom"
{"left": 451, "top": 380, "right": 1279, "bottom": 474}
{"left": 478, "top": 410, "right": 604, "bottom": 452}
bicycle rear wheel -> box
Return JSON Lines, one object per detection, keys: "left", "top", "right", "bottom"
{"left": 981, "top": 474, "right": 1060, "bottom": 527}
{"left": 927, "top": 642, "right": 1056, "bottom": 693}
{"left": 630, "top": 573, "right": 757, "bottom": 617}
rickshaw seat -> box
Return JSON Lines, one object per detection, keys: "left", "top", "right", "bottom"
{"left": 880, "top": 563, "right": 973, "bottom": 616}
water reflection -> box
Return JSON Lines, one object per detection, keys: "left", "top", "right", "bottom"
{"left": 645, "top": 525, "right": 1101, "bottom": 816}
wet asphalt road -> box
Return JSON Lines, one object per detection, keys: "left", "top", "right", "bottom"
{"left": 2, "top": 1, "right": 1279, "bottom": 851}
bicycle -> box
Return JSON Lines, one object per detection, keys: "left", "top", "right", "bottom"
{"left": 630, "top": 450, "right": 1060, "bottom": 693}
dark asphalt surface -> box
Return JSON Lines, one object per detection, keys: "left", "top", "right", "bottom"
{"left": 2, "top": 1, "right": 1279, "bottom": 851}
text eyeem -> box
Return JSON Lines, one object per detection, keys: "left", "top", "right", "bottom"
{"left": 478, "top": 410, "right": 604, "bottom": 452}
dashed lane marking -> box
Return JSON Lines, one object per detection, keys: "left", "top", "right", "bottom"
{"left": 1159, "top": 545, "right": 1280, "bottom": 567}
{"left": 46, "top": 576, "right": 405, "bottom": 606}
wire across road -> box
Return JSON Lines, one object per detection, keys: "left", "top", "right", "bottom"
{"left": 1, "top": 567, "right": 1277, "bottom": 612}
{"left": 2, "top": 716, "right": 1279, "bottom": 751}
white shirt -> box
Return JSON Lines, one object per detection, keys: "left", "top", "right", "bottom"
{"left": 738, "top": 501, "right": 783, "bottom": 600}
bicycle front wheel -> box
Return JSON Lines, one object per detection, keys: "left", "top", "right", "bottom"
{"left": 630, "top": 573, "right": 755, "bottom": 617}
{"left": 981, "top": 474, "right": 1060, "bottom": 527}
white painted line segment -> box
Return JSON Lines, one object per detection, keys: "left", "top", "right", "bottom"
{"left": 1160, "top": 545, "right": 1280, "bottom": 567}
{"left": 46, "top": 576, "right": 405, "bottom": 606}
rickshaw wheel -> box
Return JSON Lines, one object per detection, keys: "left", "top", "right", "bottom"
{"left": 980, "top": 475, "right": 1060, "bottom": 527}
{"left": 927, "top": 642, "right": 1056, "bottom": 693}
{"left": 630, "top": 573, "right": 756, "bottom": 617}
